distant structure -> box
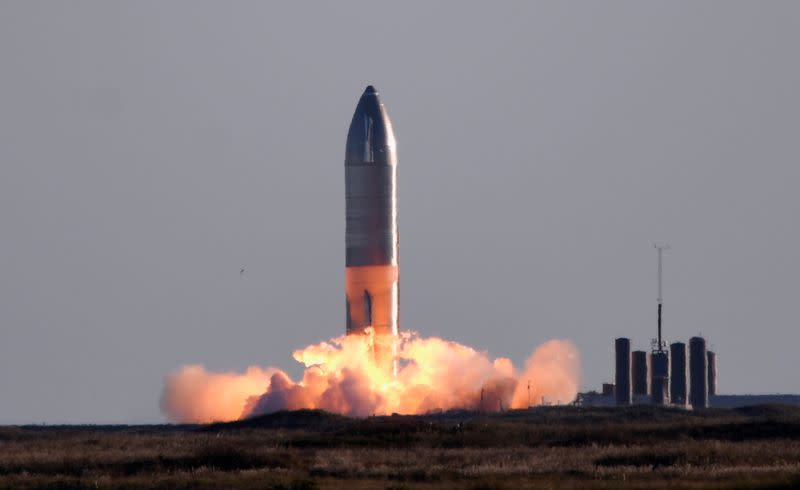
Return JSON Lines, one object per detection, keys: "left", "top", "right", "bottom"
{"left": 651, "top": 245, "right": 670, "bottom": 405}
{"left": 651, "top": 351, "right": 670, "bottom": 405}
{"left": 670, "top": 342, "right": 687, "bottom": 406}
{"left": 615, "top": 338, "right": 632, "bottom": 406}
{"left": 707, "top": 350, "right": 717, "bottom": 396}
{"left": 710, "top": 394, "right": 800, "bottom": 408}
{"left": 632, "top": 350, "right": 649, "bottom": 397}
{"left": 689, "top": 336, "right": 709, "bottom": 409}
{"left": 575, "top": 386, "right": 615, "bottom": 407}
{"left": 578, "top": 246, "right": 723, "bottom": 411}
{"left": 654, "top": 244, "right": 670, "bottom": 352}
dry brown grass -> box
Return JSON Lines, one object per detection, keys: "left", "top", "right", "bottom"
{"left": 1, "top": 406, "right": 800, "bottom": 489}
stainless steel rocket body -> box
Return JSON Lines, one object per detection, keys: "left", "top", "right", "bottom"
{"left": 344, "top": 86, "right": 399, "bottom": 338}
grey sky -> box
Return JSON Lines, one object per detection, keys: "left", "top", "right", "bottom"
{"left": 0, "top": 1, "right": 798, "bottom": 423}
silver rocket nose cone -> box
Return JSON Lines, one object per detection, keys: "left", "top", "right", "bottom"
{"left": 345, "top": 86, "right": 396, "bottom": 165}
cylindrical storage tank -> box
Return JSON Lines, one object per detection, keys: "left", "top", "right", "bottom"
{"left": 615, "top": 338, "right": 632, "bottom": 406}
{"left": 650, "top": 351, "right": 670, "bottom": 405}
{"left": 707, "top": 351, "right": 717, "bottom": 397}
{"left": 632, "top": 350, "right": 649, "bottom": 396}
{"left": 689, "top": 337, "right": 708, "bottom": 409}
{"left": 670, "top": 342, "right": 687, "bottom": 405}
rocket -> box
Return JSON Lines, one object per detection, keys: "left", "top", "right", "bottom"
{"left": 344, "top": 85, "right": 399, "bottom": 353}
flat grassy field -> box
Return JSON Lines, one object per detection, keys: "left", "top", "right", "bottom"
{"left": 1, "top": 405, "right": 800, "bottom": 489}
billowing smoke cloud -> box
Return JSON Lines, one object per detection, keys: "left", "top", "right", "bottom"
{"left": 161, "top": 331, "right": 580, "bottom": 423}
{"left": 160, "top": 365, "right": 277, "bottom": 423}
{"left": 511, "top": 339, "right": 581, "bottom": 407}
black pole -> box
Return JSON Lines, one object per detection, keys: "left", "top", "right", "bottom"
{"left": 657, "top": 303, "right": 662, "bottom": 350}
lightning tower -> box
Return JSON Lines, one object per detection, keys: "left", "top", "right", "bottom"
{"left": 651, "top": 244, "right": 670, "bottom": 405}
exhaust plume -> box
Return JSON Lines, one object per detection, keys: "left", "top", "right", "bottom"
{"left": 160, "top": 365, "right": 277, "bottom": 424}
{"left": 161, "top": 331, "right": 580, "bottom": 423}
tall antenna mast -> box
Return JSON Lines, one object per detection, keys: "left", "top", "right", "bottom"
{"left": 654, "top": 244, "right": 670, "bottom": 351}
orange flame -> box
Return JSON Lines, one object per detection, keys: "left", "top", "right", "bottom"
{"left": 161, "top": 331, "right": 580, "bottom": 423}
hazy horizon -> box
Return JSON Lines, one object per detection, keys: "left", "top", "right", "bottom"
{"left": 1, "top": 1, "right": 798, "bottom": 423}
